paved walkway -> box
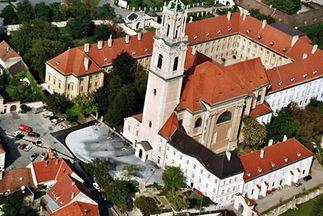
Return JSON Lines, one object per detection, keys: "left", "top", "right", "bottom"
{"left": 256, "top": 159, "right": 323, "bottom": 213}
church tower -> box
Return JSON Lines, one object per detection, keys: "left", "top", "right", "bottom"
{"left": 141, "top": 0, "right": 188, "bottom": 149}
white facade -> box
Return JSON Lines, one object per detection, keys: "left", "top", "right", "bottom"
{"left": 255, "top": 112, "right": 272, "bottom": 125}
{"left": 243, "top": 156, "right": 313, "bottom": 200}
{"left": 265, "top": 77, "right": 323, "bottom": 113}
{"left": 215, "top": 0, "right": 235, "bottom": 7}
{"left": 124, "top": 12, "right": 159, "bottom": 30}
{"left": 165, "top": 143, "right": 244, "bottom": 208}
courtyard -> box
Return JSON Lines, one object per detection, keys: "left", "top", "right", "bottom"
{"left": 54, "top": 122, "right": 163, "bottom": 185}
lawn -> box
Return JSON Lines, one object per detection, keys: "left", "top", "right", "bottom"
{"left": 281, "top": 194, "right": 323, "bottom": 216}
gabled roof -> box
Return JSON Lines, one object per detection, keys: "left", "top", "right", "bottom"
{"left": 51, "top": 201, "right": 99, "bottom": 216}
{"left": 170, "top": 129, "right": 244, "bottom": 179}
{"left": 46, "top": 174, "right": 93, "bottom": 210}
{"left": 178, "top": 58, "right": 269, "bottom": 112}
{"left": 0, "top": 40, "right": 20, "bottom": 62}
{"left": 240, "top": 138, "right": 314, "bottom": 182}
{"left": 0, "top": 168, "right": 34, "bottom": 193}
{"left": 250, "top": 101, "right": 272, "bottom": 118}
{"left": 31, "top": 158, "right": 74, "bottom": 184}
{"left": 159, "top": 112, "right": 179, "bottom": 139}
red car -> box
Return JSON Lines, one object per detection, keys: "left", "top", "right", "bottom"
{"left": 28, "top": 131, "right": 40, "bottom": 138}
{"left": 19, "top": 124, "right": 32, "bottom": 133}
{"left": 19, "top": 143, "right": 27, "bottom": 150}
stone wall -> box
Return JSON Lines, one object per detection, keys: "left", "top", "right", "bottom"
{"left": 262, "top": 186, "right": 323, "bottom": 216}
{"left": 235, "top": 0, "right": 323, "bottom": 27}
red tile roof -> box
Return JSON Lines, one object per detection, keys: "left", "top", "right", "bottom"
{"left": 178, "top": 58, "right": 269, "bottom": 112}
{"left": 0, "top": 40, "right": 20, "bottom": 62}
{"left": 249, "top": 101, "right": 272, "bottom": 118}
{"left": 32, "top": 158, "right": 74, "bottom": 184}
{"left": 159, "top": 112, "right": 179, "bottom": 139}
{"left": 240, "top": 138, "right": 314, "bottom": 182}
{"left": 133, "top": 113, "right": 143, "bottom": 122}
{"left": 51, "top": 201, "right": 99, "bottom": 216}
{"left": 0, "top": 168, "right": 35, "bottom": 193}
{"left": 47, "top": 174, "right": 86, "bottom": 208}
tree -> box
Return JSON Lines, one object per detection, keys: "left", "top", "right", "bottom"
{"left": 167, "top": 190, "right": 189, "bottom": 211}
{"left": 66, "top": 16, "right": 95, "bottom": 39}
{"left": 0, "top": 197, "right": 37, "bottom": 216}
{"left": 134, "top": 196, "right": 157, "bottom": 216}
{"left": 93, "top": 24, "right": 111, "bottom": 41}
{"left": 266, "top": 106, "right": 299, "bottom": 142}
{"left": 72, "top": 94, "right": 98, "bottom": 116}
{"left": 16, "top": 0, "right": 35, "bottom": 22}
{"left": 50, "top": 3, "right": 69, "bottom": 22}
{"left": 105, "top": 180, "right": 129, "bottom": 212}
{"left": 300, "top": 22, "right": 323, "bottom": 49}
{"left": 112, "top": 52, "right": 136, "bottom": 84}
{"left": 34, "top": 2, "right": 52, "bottom": 21}
{"left": 43, "top": 93, "right": 73, "bottom": 113}
{"left": 26, "top": 39, "right": 66, "bottom": 80}
{"left": 162, "top": 166, "right": 185, "bottom": 191}
{"left": 242, "top": 116, "right": 267, "bottom": 149}
{"left": 266, "top": 0, "right": 301, "bottom": 15}
{"left": 94, "top": 3, "right": 116, "bottom": 20}
{"left": 0, "top": 5, "right": 18, "bottom": 25}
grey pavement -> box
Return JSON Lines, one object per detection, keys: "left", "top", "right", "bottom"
{"left": 62, "top": 122, "right": 163, "bottom": 185}
{"left": 256, "top": 159, "right": 323, "bottom": 213}
{"left": 0, "top": 112, "right": 74, "bottom": 169}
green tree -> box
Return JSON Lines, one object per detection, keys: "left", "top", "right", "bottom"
{"left": 93, "top": 24, "right": 111, "bottom": 41}
{"left": 249, "top": 9, "right": 275, "bottom": 24}
{"left": 300, "top": 22, "right": 323, "bottom": 49}
{"left": 266, "top": 0, "right": 301, "bottom": 14}
{"left": 73, "top": 94, "right": 98, "bottom": 116}
{"left": 43, "top": 93, "right": 73, "bottom": 113}
{"left": 50, "top": 3, "right": 69, "bottom": 21}
{"left": 167, "top": 190, "right": 189, "bottom": 211}
{"left": 266, "top": 106, "right": 299, "bottom": 142}
{"left": 105, "top": 180, "right": 129, "bottom": 212}
{"left": 134, "top": 196, "right": 157, "bottom": 216}
{"left": 66, "top": 16, "right": 94, "bottom": 39}
{"left": 112, "top": 52, "right": 136, "bottom": 84}
{"left": 0, "top": 197, "right": 37, "bottom": 216}
{"left": 16, "top": 0, "right": 35, "bottom": 22}
{"left": 26, "top": 39, "right": 66, "bottom": 80}
{"left": 94, "top": 3, "right": 116, "bottom": 19}
{"left": 162, "top": 166, "right": 185, "bottom": 191}
{"left": 0, "top": 5, "right": 18, "bottom": 25}
{"left": 34, "top": 2, "right": 52, "bottom": 21}
{"left": 242, "top": 116, "right": 267, "bottom": 149}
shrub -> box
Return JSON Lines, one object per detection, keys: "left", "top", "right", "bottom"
{"left": 134, "top": 196, "right": 157, "bottom": 216}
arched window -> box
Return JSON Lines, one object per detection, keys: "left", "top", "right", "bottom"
{"left": 257, "top": 95, "right": 262, "bottom": 102}
{"left": 153, "top": 89, "right": 157, "bottom": 96}
{"left": 157, "top": 54, "right": 163, "bottom": 69}
{"left": 149, "top": 121, "right": 152, "bottom": 128}
{"left": 194, "top": 117, "right": 202, "bottom": 128}
{"left": 173, "top": 57, "right": 179, "bottom": 71}
{"left": 216, "top": 111, "right": 232, "bottom": 124}
{"left": 166, "top": 24, "right": 170, "bottom": 37}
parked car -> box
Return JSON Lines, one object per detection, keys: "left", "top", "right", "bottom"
{"left": 51, "top": 118, "right": 64, "bottom": 125}
{"left": 13, "top": 131, "right": 22, "bottom": 137}
{"left": 49, "top": 116, "right": 58, "bottom": 121}
{"left": 32, "top": 140, "right": 43, "bottom": 147}
{"left": 15, "top": 134, "right": 24, "bottom": 140}
{"left": 30, "top": 153, "right": 39, "bottom": 161}
{"left": 294, "top": 182, "right": 302, "bottom": 187}
{"left": 93, "top": 183, "right": 101, "bottom": 191}
{"left": 18, "top": 143, "right": 27, "bottom": 150}
{"left": 43, "top": 111, "right": 54, "bottom": 118}
{"left": 28, "top": 131, "right": 40, "bottom": 138}
{"left": 18, "top": 124, "right": 32, "bottom": 133}
{"left": 303, "top": 175, "right": 312, "bottom": 181}
{"left": 23, "top": 145, "right": 32, "bottom": 152}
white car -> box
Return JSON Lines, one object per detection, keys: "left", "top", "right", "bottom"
{"left": 23, "top": 145, "right": 32, "bottom": 152}
{"left": 43, "top": 111, "right": 54, "bottom": 118}
{"left": 13, "top": 131, "right": 22, "bottom": 136}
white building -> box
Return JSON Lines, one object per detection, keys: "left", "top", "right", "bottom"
{"left": 0, "top": 140, "right": 6, "bottom": 179}
{"left": 124, "top": 11, "right": 159, "bottom": 30}
{"left": 233, "top": 138, "right": 314, "bottom": 216}
{"left": 215, "top": 0, "right": 235, "bottom": 7}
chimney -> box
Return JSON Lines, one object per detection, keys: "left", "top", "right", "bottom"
{"left": 6, "top": 46, "right": 10, "bottom": 52}
{"left": 268, "top": 139, "right": 273, "bottom": 146}
{"left": 55, "top": 158, "right": 59, "bottom": 165}
{"left": 108, "top": 35, "right": 113, "bottom": 48}
{"left": 243, "top": 11, "right": 247, "bottom": 21}
{"left": 97, "top": 40, "right": 103, "bottom": 50}
{"left": 227, "top": 11, "right": 231, "bottom": 21}
{"left": 84, "top": 43, "right": 90, "bottom": 53}
{"left": 125, "top": 35, "right": 130, "bottom": 44}
{"left": 261, "top": 20, "right": 267, "bottom": 29}
{"left": 84, "top": 57, "right": 89, "bottom": 71}
{"left": 302, "top": 53, "right": 308, "bottom": 59}
{"left": 225, "top": 151, "right": 231, "bottom": 161}
{"left": 260, "top": 149, "right": 265, "bottom": 159}
{"left": 192, "top": 47, "right": 196, "bottom": 55}
{"left": 189, "top": 16, "right": 193, "bottom": 23}
{"left": 311, "top": 45, "right": 318, "bottom": 54}
{"left": 19, "top": 177, "right": 23, "bottom": 181}
{"left": 291, "top": 35, "right": 299, "bottom": 47}
{"left": 72, "top": 181, "right": 75, "bottom": 186}
{"left": 71, "top": 192, "right": 75, "bottom": 199}
{"left": 137, "top": 32, "right": 142, "bottom": 41}
{"left": 283, "top": 134, "right": 288, "bottom": 141}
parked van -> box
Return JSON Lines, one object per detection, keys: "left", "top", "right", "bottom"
{"left": 32, "top": 105, "right": 44, "bottom": 114}
{"left": 18, "top": 124, "right": 32, "bottom": 133}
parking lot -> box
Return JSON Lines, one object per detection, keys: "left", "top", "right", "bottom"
{"left": 0, "top": 112, "right": 74, "bottom": 169}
